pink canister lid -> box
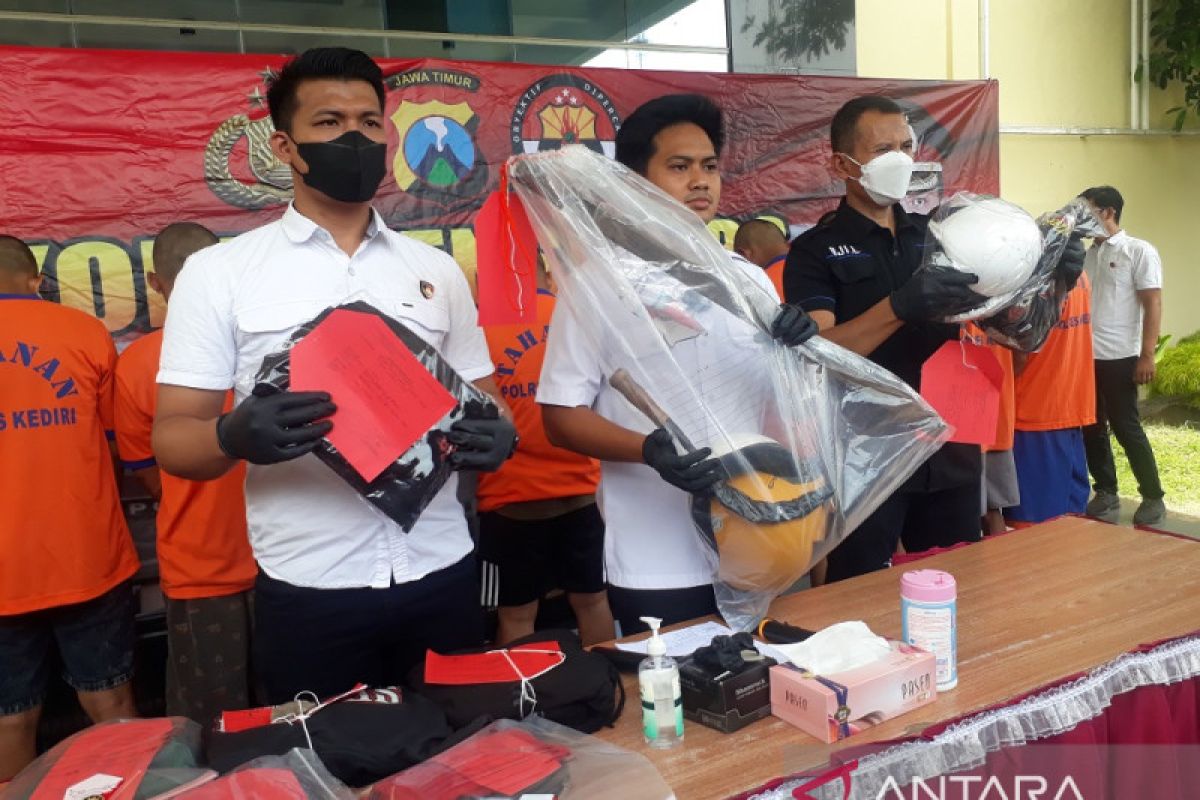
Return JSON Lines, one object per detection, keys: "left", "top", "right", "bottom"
{"left": 901, "top": 569, "right": 956, "bottom": 603}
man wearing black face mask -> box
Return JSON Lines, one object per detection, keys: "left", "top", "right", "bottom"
{"left": 153, "top": 48, "right": 514, "bottom": 702}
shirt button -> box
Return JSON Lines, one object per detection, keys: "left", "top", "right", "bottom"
{"left": 348, "top": 266, "right": 357, "bottom": 276}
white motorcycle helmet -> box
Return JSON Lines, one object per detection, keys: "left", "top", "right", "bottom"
{"left": 928, "top": 196, "right": 1043, "bottom": 297}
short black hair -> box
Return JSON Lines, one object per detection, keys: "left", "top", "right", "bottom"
{"left": 615, "top": 94, "right": 723, "bottom": 176}
{"left": 152, "top": 222, "right": 218, "bottom": 285}
{"left": 0, "top": 235, "right": 37, "bottom": 279}
{"left": 733, "top": 218, "right": 787, "bottom": 250}
{"left": 267, "top": 47, "right": 385, "bottom": 134}
{"left": 830, "top": 95, "right": 906, "bottom": 154}
{"left": 1080, "top": 185, "right": 1124, "bottom": 224}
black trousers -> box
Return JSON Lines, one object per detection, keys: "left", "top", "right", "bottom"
{"left": 253, "top": 555, "right": 483, "bottom": 704}
{"left": 1082, "top": 357, "right": 1163, "bottom": 500}
{"left": 825, "top": 481, "right": 982, "bottom": 583}
{"left": 607, "top": 584, "right": 718, "bottom": 635}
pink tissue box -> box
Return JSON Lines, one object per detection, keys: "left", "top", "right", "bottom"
{"left": 769, "top": 641, "right": 937, "bottom": 743}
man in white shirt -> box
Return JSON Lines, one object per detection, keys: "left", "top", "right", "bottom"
{"left": 537, "top": 94, "right": 818, "bottom": 633}
{"left": 1078, "top": 185, "right": 1165, "bottom": 526}
{"left": 152, "top": 48, "right": 515, "bottom": 702}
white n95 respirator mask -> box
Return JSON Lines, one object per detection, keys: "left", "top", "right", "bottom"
{"left": 843, "top": 150, "right": 916, "bottom": 206}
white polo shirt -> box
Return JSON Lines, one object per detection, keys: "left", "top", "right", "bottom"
{"left": 1085, "top": 230, "right": 1163, "bottom": 360}
{"left": 537, "top": 253, "right": 779, "bottom": 591}
{"left": 158, "top": 204, "right": 492, "bottom": 590}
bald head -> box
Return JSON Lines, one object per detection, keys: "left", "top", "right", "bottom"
{"left": 151, "top": 223, "right": 218, "bottom": 290}
{"left": 0, "top": 235, "right": 41, "bottom": 295}
{"left": 733, "top": 219, "right": 789, "bottom": 268}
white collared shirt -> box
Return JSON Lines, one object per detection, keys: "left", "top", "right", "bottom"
{"left": 537, "top": 253, "right": 779, "bottom": 590}
{"left": 1085, "top": 230, "right": 1163, "bottom": 360}
{"left": 158, "top": 204, "right": 492, "bottom": 589}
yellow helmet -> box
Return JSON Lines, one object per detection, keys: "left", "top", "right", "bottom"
{"left": 692, "top": 435, "right": 833, "bottom": 593}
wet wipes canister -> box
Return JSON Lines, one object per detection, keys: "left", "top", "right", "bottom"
{"left": 901, "top": 569, "right": 957, "bottom": 691}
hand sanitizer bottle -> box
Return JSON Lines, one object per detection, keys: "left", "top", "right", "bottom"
{"left": 638, "top": 616, "right": 683, "bottom": 748}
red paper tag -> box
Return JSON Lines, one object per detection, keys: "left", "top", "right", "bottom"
{"left": 475, "top": 183, "right": 538, "bottom": 327}
{"left": 920, "top": 341, "right": 1003, "bottom": 446}
{"left": 219, "top": 706, "right": 274, "bottom": 733}
{"left": 290, "top": 309, "right": 458, "bottom": 482}
{"left": 424, "top": 641, "right": 563, "bottom": 685}
{"left": 434, "top": 729, "right": 566, "bottom": 795}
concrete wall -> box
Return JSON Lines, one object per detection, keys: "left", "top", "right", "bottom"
{"left": 855, "top": 0, "right": 1198, "bottom": 339}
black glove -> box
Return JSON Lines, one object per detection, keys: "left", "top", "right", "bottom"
{"left": 691, "top": 633, "right": 763, "bottom": 676}
{"left": 889, "top": 268, "right": 986, "bottom": 323}
{"left": 769, "top": 303, "right": 819, "bottom": 347}
{"left": 642, "top": 427, "right": 722, "bottom": 494}
{"left": 1055, "top": 232, "right": 1086, "bottom": 291}
{"left": 447, "top": 416, "right": 518, "bottom": 471}
{"left": 216, "top": 383, "right": 335, "bottom": 465}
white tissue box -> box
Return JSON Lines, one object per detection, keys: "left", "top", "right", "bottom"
{"left": 769, "top": 640, "right": 936, "bottom": 743}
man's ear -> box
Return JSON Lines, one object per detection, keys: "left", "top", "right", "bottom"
{"left": 146, "top": 271, "right": 164, "bottom": 298}
{"left": 830, "top": 152, "right": 855, "bottom": 182}
{"left": 270, "top": 128, "right": 305, "bottom": 174}
{"left": 26, "top": 273, "right": 42, "bottom": 295}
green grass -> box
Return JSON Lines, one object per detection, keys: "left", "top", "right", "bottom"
{"left": 1111, "top": 423, "right": 1200, "bottom": 516}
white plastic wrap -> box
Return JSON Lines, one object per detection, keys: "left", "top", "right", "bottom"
{"left": 505, "top": 146, "right": 948, "bottom": 630}
{"left": 367, "top": 716, "right": 673, "bottom": 800}
{"left": 4, "top": 718, "right": 215, "bottom": 800}
{"left": 917, "top": 193, "right": 1105, "bottom": 351}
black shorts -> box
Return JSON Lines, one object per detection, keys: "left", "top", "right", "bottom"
{"left": 0, "top": 581, "right": 135, "bottom": 715}
{"left": 479, "top": 504, "right": 606, "bottom": 606}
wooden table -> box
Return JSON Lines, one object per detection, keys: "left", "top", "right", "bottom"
{"left": 593, "top": 517, "right": 1200, "bottom": 799}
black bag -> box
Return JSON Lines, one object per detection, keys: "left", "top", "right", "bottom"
{"left": 255, "top": 301, "right": 500, "bottom": 532}
{"left": 204, "top": 689, "right": 459, "bottom": 787}
{"left": 407, "top": 629, "right": 624, "bottom": 733}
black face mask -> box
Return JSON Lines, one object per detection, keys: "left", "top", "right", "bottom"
{"left": 294, "top": 130, "right": 387, "bottom": 204}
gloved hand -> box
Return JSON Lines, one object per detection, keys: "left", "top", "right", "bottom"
{"left": 642, "top": 427, "right": 722, "bottom": 494}
{"left": 447, "top": 416, "right": 518, "bottom": 471}
{"left": 1055, "top": 232, "right": 1087, "bottom": 291}
{"left": 889, "top": 268, "right": 986, "bottom": 323}
{"left": 216, "top": 383, "right": 335, "bottom": 464}
{"left": 769, "top": 303, "right": 819, "bottom": 347}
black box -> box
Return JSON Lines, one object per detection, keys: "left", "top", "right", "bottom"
{"left": 679, "top": 657, "right": 776, "bottom": 733}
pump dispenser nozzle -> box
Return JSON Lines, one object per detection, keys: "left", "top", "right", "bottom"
{"left": 640, "top": 616, "right": 666, "bottom": 656}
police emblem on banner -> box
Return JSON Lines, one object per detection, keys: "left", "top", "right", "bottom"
{"left": 204, "top": 66, "right": 293, "bottom": 210}
{"left": 387, "top": 68, "right": 489, "bottom": 223}
{"left": 510, "top": 73, "right": 621, "bottom": 157}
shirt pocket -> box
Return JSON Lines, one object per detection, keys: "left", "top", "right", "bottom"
{"left": 829, "top": 255, "right": 877, "bottom": 285}
{"left": 233, "top": 300, "right": 328, "bottom": 394}
{"left": 373, "top": 297, "right": 451, "bottom": 352}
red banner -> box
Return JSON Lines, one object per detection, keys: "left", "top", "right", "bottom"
{"left": 0, "top": 46, "right": 998, "bottom": 343}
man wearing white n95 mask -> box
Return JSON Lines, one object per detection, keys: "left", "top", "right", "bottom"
{"left": 783, "top": 94, "right": 988, "bottom": 582}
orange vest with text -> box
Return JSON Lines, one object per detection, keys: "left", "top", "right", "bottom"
{"left": 1014, "top": 273, "right": 1096, "bottom": 431}
{"left": 477, "top": 290, "right": 599, "bottom": 512}
{"left": 0, "top": 296, "right": 139, "bottom": 615}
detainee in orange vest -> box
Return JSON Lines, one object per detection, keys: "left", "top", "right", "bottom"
{"left": 1007, "top": 273, "right": 1096, "bottom": 525}
{"left": 0, "top": 236, "right": 139, "bottom": 781}
{"left": 734, "top": 218, "right": 789, "bottom": 300}
{"left": 114, "top": 223, "right": 258, "bottom": 726}
{"left": 963, "top": 325, "right": 1019, "bottom": 535}
{"left": 476, "top": 263, "right": 615, "bottom": 645}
